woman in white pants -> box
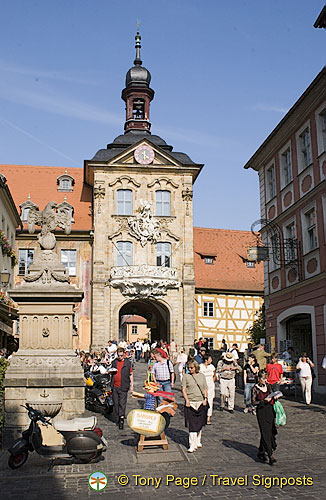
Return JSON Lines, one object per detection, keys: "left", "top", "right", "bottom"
{"left": 176, "top": 349, "right": 188, "bottom": 383}
{"left": 200, "top": 354, "right": 217, "bottom": 424}
{"left": 182, "top": 360, "right": 208, "bottom": 453}
{"left": 296, "top": 353, "right": 314, "bottom": 405}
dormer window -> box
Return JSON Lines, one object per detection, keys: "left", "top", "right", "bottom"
{"left": 57, "top": 173, "right": 75, "bottom": 192}
{"left": 196, "top": 252, "right": 216, "bottom": 264}
{"left": 19, "top": 199, "right": 38, "bottom": 222}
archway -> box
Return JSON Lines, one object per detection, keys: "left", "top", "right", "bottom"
{"left": 277, "top": 306, "right": 315, "bottom": 361}
{"left": 119, "top": 299, "right": 170, "bottom": 344}
{"left": 285, "top": 314, "right": 313, "bottom": 359}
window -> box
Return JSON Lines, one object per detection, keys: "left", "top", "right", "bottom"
{"left": 133, "top": 98, "right": 145, "bottom": 120}
{"left": 300, "top": 129, "right": 312, "bottom": 168}
{"left": 132, "top": 325, "right": 138, "bottom": 335}
{"left": 285, "top": 222, "right": 296, "bottom": 262}
{"left": 18, "top": 249, "right": 34, "bottom": 275}
{"left": 203, "top": 302, "right": 214, "bottom": 317}
{"left": 281, "top": 149, "right": 292, "bottom": 186}
{"left": 266, "top": 165, "right": 276, "bottom": 199}
{"left": 305, "top": 209, "right": 317, "bottom": 251}
{"left": 117, "top": 189, "right": 132, "bottom": 215}
{"left": 155, "top": 190, "right": 171, "bottom": 216}
{"left": 21, "top": 207, "right": 30, "bottom": 222}
{"left": 57, "top": 173, "right": 74, "bottom": 192}
{"left": 321, "top": 110, "right": 326, "bottom": 151}
{"left": 206, "top": 338, "right": 214, "bottom": 350}
{"left": 116, "top": 241, "right": 132, "bottom": 266}
{"left": 156, "top": 242, "right": 171, "bottom": 267}
{"left": 61, "top": 249, "right": 77, "bottom": 275}
{"left": 204, "top": 257, "right": 214, "bottom": 265}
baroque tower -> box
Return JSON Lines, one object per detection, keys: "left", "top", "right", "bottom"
{"left": 84, "top": 32, "right": 203, "bottom": 348}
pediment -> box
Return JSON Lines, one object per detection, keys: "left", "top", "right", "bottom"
{"left": 108, "top": 140, "right": 182, "bottom": 168}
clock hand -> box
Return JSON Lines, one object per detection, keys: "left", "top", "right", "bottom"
{"left": 141, "top": 151, "right": 149, "bottom": 160}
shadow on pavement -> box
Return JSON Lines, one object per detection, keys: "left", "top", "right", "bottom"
{"left": 165, "top": 427, "right": 188, "bottom": 448}
{"left": 222, "top": 439, "right": 258, "bottom": 461}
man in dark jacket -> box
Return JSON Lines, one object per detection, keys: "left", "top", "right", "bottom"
{"left": 111, "top": 347, "right": 134, "bottom": 429}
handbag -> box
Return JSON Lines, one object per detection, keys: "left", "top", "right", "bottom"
{"left": 274, "top": 400, "right": 286, "bottom": 426}
{"left": 191, "top": 375, "right": 210, "bottom": 410}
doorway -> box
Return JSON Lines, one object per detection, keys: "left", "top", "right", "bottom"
{"left": 119, "top": 300, "right": 170, "bottom": 344}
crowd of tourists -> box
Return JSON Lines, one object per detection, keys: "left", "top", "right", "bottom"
{"left": 75, "top": 337, "right": 326, "bottom": 465}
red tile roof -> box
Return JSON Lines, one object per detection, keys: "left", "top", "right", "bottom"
{"left": 122, "top": 315, "right": 147, "bottom": 324}
{"left": 194, "top": 227, "right": 264, "bottom": 293}
{"left": 0, "top": 165, "right": 92, "bottom": 231}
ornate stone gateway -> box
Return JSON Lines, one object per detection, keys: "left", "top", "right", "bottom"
{"left": 3, "top": 202, "right": 84, "bottom": 446}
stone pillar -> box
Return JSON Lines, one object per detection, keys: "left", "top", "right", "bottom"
{"left": 3, "top": 288, "right": 84, "bottom": 447}
{"left": 2, "top": 201, "right": 85, "bottom": 447}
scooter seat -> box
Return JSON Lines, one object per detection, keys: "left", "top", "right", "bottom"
{"left": 53, "top": 416, "right": 97, "bottom": 432}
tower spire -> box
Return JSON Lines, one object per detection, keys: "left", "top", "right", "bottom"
{"left": 121, "top": 29, "right": 154, "bottom": 133}
{"left": 134, "top": 30, "right": 142, "bottom": 66}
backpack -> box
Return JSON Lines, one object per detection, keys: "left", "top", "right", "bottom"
{"left": 274, "top": 400, "right": 286, "bottom": 426}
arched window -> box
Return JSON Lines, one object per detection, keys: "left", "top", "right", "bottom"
{"left": 156, "top": 242, "right": 171, "bottom": 267}
{"left": 117, "top": 189, "right": 132, "bottom": 215}
{"left": 155, "top": 190, "right": 170, "bottom": 216}
{"left": 116, "top": 241, "right": 133, "bottom": 266}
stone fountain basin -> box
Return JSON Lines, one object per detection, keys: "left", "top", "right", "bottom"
{"left": 28, "top": 401, "right": 62, "bottom": 418}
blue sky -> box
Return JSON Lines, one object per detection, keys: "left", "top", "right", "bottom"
{"left": 0, "top": 0, "right": 324, "bottom": 230}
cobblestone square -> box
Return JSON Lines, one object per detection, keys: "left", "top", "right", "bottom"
{"left": 1, "top": 362, "right": 326, "bottom": 499}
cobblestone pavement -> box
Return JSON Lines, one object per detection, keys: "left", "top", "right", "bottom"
{"left": 1, "top": 362, "right": 326, "bottom": 499}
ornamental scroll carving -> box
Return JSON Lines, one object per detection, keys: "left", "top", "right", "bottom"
{"left": 94, "top": 185, "right": 105, "bottom": 214}
{"left": 128, "top": 200, "right": 161, "bottom": 247}
{"left": 24, "top": 202, "right": 73, "bottom": 285}
{"left": 182, "top": 188, "right": 193, "bottom": 216}
{"left": 109, "top": 265, "right": 180, "bottom": 299}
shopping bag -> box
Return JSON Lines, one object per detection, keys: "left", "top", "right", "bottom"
{"left": 274, "top": 400, "right": 286, "bottom": 426}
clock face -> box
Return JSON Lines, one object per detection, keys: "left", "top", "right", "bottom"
{"left": 134, "top": 145, "right": 155, "bottom": 165}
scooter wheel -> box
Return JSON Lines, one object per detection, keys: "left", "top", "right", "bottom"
{"left": 8, "top": 451, "right": 28, "bottom": 469}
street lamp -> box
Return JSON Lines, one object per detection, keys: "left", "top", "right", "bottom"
{"left": 0, "top": 268, "right": 10, "bottom": 289}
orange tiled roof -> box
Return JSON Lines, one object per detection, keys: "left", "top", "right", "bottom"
{"left": 0, "top": 165, "right": 92, "bottom": 231}
{"left": 194, "top": 227, "right": 264, "bottom": 293}
{"left": 123, "top": 315, "right": 147, "bottom": 324}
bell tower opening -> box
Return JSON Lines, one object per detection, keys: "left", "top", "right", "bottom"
{"left": 133, "top": 98, "right": 145, "bottom": 120}
{"left": 119, "top": 300, "right": 170, "bottom": 344}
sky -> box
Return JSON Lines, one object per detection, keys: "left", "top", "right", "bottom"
{"left": 0, "top": 0, "right": 324, "bottom": 230}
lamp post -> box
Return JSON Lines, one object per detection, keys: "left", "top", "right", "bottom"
{"left": 0, "top": 268, "right": 10, "bottom": 291}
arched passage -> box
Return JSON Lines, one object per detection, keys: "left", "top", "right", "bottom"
{"left": 119, "top": 299, "right": 170, "bottom": 343}
{"left": 277, "top": 306, "right": 315, "bottom": 361}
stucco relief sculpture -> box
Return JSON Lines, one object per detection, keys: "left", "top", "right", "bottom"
{"left": 110, "top": 264, "right": 180, "bottom": 299}
{"left": 24, "top": 201, "right": 72, "bottom": 285}
{"left": 128, "top": 200, "right": 161, "bottom": 246}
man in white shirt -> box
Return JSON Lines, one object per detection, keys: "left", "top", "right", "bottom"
{"left": 229, "top": 343, "right": 239, "bottom": 361}
{"left": 119, "top": 339, "right": 128, "bottom": 349}
{"left": 134, "top": 339, "right": 143, "bottom": 362}
{"left": 107, "top": 341, "right": 117, "bottom": 356}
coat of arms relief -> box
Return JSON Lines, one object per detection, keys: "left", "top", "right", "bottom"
{"left": 109, "top": 200, "right": 180, "bottom": 298}
{"left": 127, "top": 200, "right": 160, "bottom": 246}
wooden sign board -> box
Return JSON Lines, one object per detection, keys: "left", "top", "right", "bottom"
{"left": 127, "top": 409, "right": 166, "bottom": 437}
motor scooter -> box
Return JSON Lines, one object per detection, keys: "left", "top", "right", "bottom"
{"left": 85, "top": 367, "right": 116, "bottom": 415}
{"left": 8, "top": 403, "right": 107, "bottom": 469}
